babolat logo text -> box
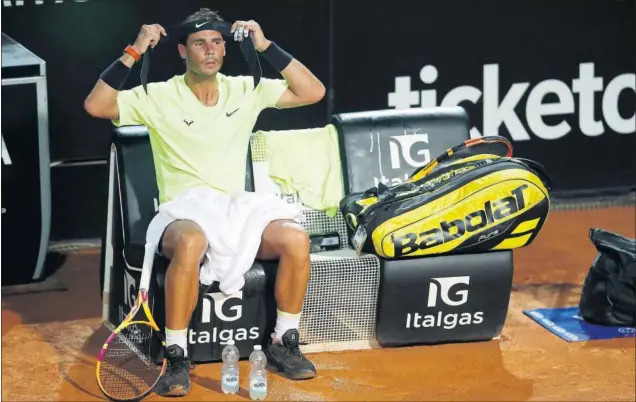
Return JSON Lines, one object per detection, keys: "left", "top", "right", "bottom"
{"left": 388, "top": 63, "right": 635, "bottom": 139}
{"left": 190, "top": 291, "right": 259, "bottom": 345}
{"left": 393, "top": 184, "right": 528, "bottom": 257}
{"left": 406, "top": 276, "right": 484, "bottom": 330}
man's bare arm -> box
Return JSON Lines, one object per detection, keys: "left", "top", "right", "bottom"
{"left": 275, "top": 57, "right": 326, "bottom": 109}
{"left": 83, "top": 24, "right": 166, "bottom": 120}
{"left": 84, "top": 53, "right": 136, "bottom": 120}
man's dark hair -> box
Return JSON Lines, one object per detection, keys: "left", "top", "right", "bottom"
{"left": 183, "top": 8, "right": 224, "bottom": 23}
{"left": 179, "top": 8, "right": 225, "bottom": 45}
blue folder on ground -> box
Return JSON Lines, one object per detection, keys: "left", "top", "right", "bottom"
{"left": 523, "top": 306, "right": 636, "bottom": 342}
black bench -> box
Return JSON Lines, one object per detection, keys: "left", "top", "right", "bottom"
{"left": 100, "top": 105, "right": 515, "bottom": 360}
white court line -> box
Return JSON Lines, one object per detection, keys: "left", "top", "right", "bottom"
{"left": 299, "top": 307, "right": 378, "bottom": 355}
{"left": 332, "top": 308, "right": 373, "bottom": 340}
{"left": 300, "top": 340, "right": 378, "bottom": 354}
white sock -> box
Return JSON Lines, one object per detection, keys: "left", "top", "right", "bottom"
{"left": 165, "top": 327, "right": 188, "bottom": 357}
{"left": 272, "top": 309, "right": 302, "bottom": 344}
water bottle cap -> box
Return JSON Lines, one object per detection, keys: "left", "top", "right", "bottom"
{"left": 227, "top": 340, "right": 235, "bottom": 346}
{"left": 254, "top": 345, "right": 262, "bottom": 351}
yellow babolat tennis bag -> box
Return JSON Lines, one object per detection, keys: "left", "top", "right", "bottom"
{"left": 341, "top": 136, "right": 552, "bottom": 259}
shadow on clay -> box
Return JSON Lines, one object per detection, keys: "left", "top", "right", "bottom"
{"left": 50, "top": 322, "right": 256, "bottom": 400}
{"left": 42, "top": 323, "right": 116, "bottom": 400}
{"left": 191, "top": 372, "right": 252, "bottom": 400}
{"left": 511, "top": 282, "right": 583, "bottom": 308}
{"left": 426, "top": 338, "right": 534, "bottom": 401}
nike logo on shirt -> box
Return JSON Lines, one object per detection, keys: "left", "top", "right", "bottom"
{"left": 226, "top": 108, "right": 240, "bottom": 117}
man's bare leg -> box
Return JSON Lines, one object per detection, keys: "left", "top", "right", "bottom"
{"left": 256, "top": 219, "right": 315, "bottom": 380}
{"left": 257, "top": 220, "right": 310, "bottom": 313}
{"left": 161, "top": 219, "right": 207, "bottom": 335}
{"left": 156, "top": 219, "right": 207, "bottom": 396}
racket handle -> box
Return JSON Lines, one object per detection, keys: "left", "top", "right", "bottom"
{"left": 139, "top": 243, "right": 156, "bottom": 291}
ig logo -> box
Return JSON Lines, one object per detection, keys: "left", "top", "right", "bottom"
{"left": 388, "top": 133, "right": 431, "bottom": 169}
{"left": 427, "top": 276, "right": 470, "bottom": 307}
{"left": 202, "top": 291, "right": 244, "bottom": 322}
{"left": 123, "top": 270, "right": 137, "bottom": 308}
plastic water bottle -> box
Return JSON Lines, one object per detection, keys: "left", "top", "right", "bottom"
{"left": 249, "top": 345, "right": 268, "bottom": 400}
{"left": 221, "top": 340, "right": 240, "bottom": 394}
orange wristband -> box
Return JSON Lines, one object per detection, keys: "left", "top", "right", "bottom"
{"left": 124, "top": 45, "right": 141, "bottom": 62}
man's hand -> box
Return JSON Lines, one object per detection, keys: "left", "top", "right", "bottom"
{"left": 231, "top": 19, "right": 325, "bottom": 109}
{"left": 231, "top": 20, "right": 271, "bottom": 52}
{"left": 132, "top": 24, "right": 168, "bottom": 55}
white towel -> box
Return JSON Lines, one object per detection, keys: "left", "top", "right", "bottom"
{"left": 145, "top": 186, "right": 304, "bottom": 294}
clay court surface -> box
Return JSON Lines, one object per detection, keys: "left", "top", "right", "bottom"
{"left": 2, "top": 206, "right": 635, "bottom": 401}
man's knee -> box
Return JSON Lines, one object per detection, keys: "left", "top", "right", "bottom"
{"left": 174, "top": 231, "right": 207, "bottom": 260}
{"left": 162, "top": 220, "right": 207, "bottom": 266}
{"left": 279, "top": 224, "right": 310, "bottom": 260}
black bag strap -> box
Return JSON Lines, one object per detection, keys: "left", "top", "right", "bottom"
{"left": 360, "top": 182, "right": 396, "bottom": 202}
{"left": 515, "top": 158, "right": 552, "bottom": 192}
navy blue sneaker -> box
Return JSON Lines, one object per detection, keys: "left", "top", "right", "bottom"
{"left": 155, "top": 345, "right": 191, "bottom": 397}
{"left": 265, "top": 329, "right": 316, "bottom": 380}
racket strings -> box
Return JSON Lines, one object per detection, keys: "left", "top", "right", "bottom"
{"left": 99, "top": 323, "right": 162, "bottom": 400}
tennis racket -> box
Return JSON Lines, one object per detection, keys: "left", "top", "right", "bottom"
{"left": 96, "top": 244, "right": 166, "bottom": 401}
{"left": 408, "top": 135, "right": 513, "bottom": 182}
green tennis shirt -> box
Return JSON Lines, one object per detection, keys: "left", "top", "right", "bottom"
{"left": 113, "top": 73, "right": 288, "bottom": 204}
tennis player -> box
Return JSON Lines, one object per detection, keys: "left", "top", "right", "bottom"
{"left": 84, "top": 8, "right": 325, "bottom": 397}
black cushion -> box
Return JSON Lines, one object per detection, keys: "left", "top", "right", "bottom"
{"left": 331, "top": 106, "right": 471, "bottom": 194}
{"left": 112, "top": 125, "right": 256, "bottom": 268}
